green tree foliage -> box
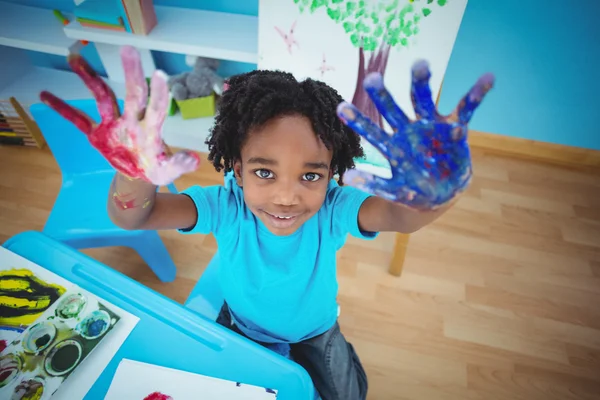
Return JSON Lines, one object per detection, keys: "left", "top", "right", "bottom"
{"left": 293, "top": 0, "right": 447, "bottom": 51}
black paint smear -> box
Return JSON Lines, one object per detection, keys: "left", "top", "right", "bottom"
{"left": 0, "top": 273, "right": 63, "bottom": 317}
{"left": 51, "top": 344, "right": 80, "bottom": 372}
{"left": 35, "top": 333, "right": 51, "bottom": 349}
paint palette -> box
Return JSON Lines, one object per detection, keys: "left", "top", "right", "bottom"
{"left": 0, "top": 288, "right": 120, "bottom": 400}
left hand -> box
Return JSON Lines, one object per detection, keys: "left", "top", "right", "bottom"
{"left": 337, "top": 60, "right": 494, "bottom": 210}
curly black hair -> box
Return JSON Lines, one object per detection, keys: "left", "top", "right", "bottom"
{"left": 205, "top": 70, "right": 364, "bottom": 184}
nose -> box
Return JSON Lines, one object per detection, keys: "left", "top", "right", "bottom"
{"left": 272, "top": 178, "right": 299, "bottom": 206}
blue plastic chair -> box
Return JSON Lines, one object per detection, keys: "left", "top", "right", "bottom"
{"left": 184, "top": 251, "right": 224, "bottom": 320}
{"left": 29, "top": 99, "right": 177, "bottom": 282}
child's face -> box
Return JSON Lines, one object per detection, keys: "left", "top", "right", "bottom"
{"left": 233, "top": 115, "right": 333, "bottom": 236}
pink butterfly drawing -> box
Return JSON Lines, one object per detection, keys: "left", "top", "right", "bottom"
{"left": 317, "top": 53, "right": 335, "bottom": 76}
{"left": 274, "top": 20, "right": 300, "bottom": 54}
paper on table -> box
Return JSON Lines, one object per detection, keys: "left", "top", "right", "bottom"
{"left": 105, "top": 359, "right": 278, "bottom": 400}
{"left": 0, "top": 246, "right": 140, "bottom": 399}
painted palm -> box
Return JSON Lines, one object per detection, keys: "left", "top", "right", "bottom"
{"left": 294, "top": 0, "right": 447, "bottom": 130}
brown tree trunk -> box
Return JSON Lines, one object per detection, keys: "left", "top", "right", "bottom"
{"left": 351, "top": 43, "right": 392, "bottom": 129}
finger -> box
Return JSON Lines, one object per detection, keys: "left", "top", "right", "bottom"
{"left": 410, "top": 60, "right": 439, "bottom": 120}
{"left": 364, "top": 72, "right": 410, "bottom": 131}
{"left": 146, "top": 151, "right": 200, "bottom": 186}
{"left": 344, "top": 168, "right": 435, "bottom": 209}
{"left": 343, "top": 168, "right": 398, "bottom": 201}
{"left": 121, "top": 45, "right": 149, "bottom": 121}
{"left": 138, "top": 70, "right": 170, "bottom": 158}
{"left": 68, "top": 53, "right": 119, "bottom": 121}
{"left": 145, "top": 70, "right": 169, "bottom": 131}
{"left": 39, "top": 91, "right": 95, "bottom": 135}
{"left": 336, "top": 101, "right": 393, "bottom": 159}
{"left": 446, "top": 133, "right": 472, "bottom": 189}
{"left": 452, "top": 73, "right": 495, "bottom": 124}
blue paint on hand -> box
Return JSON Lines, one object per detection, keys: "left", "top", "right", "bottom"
{"left": 337, "top": 59, "right": 495, "bottom": 210}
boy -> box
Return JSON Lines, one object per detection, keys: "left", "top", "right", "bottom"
{"left": 40, "top": 46, "right": 493, "bottom": 400}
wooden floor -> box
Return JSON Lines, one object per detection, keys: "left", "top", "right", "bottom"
{"left": 1, "top": 144, "right": 599, "bottom": 400}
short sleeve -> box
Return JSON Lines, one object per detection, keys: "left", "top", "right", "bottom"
{"left": 177, "top": 172, "right": 240, "bottom": 238}
{"left": 326, "top": 179, "right": 379, "bottom": 240}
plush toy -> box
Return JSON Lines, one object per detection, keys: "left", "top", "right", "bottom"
{"left": 168, "top": 55, "right": 224, "bottom": 101}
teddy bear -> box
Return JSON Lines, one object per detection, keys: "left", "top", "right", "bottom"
{"left": 167, "top": 55, "right": 224, "bottom": 101}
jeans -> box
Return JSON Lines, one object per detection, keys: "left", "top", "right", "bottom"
{"left": 216, "top": 302, "right": 368, "bottom": 400}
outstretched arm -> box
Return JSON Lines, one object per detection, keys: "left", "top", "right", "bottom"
{"left": 337, "top": 60, "right": 495, "bottom": 233}
{"left": 357, "top": 195, "right": 458, "bottom": 234}
{"left": 40, "top": 46, "right": 200, "bottom": 230}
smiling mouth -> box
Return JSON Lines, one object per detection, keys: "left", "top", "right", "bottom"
{"left": 262, "top": 211, "right": 301, "bottom": 228}
{"left": 264, "top": 211, "right": 299, "bottom": 219}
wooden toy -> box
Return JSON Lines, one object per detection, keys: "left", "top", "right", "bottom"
{"left": 0, "top": 98, "right": 45, "bottom": 148}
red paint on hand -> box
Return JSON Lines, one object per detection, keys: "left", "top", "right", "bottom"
{"left": 143, "top": 392, "right": 173, "bottom": 400}
{"left": 39, "top": 46, "right": 200, "bottom": 186}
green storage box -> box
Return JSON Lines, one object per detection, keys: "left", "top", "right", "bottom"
{"left": 176, "top": 93, "right": 215, "bottom": 119}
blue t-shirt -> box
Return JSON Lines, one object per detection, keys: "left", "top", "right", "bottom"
{"left": 179, "top": 172, "right": 377, "bottom": 344}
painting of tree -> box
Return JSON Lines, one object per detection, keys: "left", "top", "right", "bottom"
{"left": 293, "top": 0, "right": 448, "bottom": 129}
{"left": 257, "top": 0, "right": 466, "bottom": 170}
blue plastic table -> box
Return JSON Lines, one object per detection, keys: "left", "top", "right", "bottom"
{"left": 2, "top": 231, "right": 315, "bottom": 399}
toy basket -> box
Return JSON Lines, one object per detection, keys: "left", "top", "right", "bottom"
{"left": 175, "top": 93, "right": 216, "bottom": 120}
{"left": 0, "top": 97, "right": 45, "bottom": 148}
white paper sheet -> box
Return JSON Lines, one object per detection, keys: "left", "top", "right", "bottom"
{"left": 104, "top": 359, "right": 278, "bottom": 400}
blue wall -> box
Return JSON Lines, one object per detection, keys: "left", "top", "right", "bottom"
{"left": 438, "top": 0, "right": 600, "bottom": 150}
{"left": 10, "top": 0, "right": 600, "bottom": 150}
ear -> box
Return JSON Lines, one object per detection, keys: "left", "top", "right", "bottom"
{"left": 233, "top": 160, "right": 243, "bottom": 187}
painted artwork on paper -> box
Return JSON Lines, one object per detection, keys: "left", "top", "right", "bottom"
{"left": 0, "top": 251, "right": 74, "bottom": 351}
{"left": 105, "top": 359, "right": 278, "bottom": 400}
{"left": 0, "top": 247, "right": 138, "bottom": 400}
{"left": 258, "top": 0, "right": 468, "bottom": 174}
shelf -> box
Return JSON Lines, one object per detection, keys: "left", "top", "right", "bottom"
{"left": 163, "top": 113, "right": 213, "bottom": 153}
{"left": 0, "top": 66, "right": 126, "bottom": 108}
{"left": 0, "top": 2, "right": 79, "bottom": 56}
{"left": 63, "top": 6, "right": 258, "bottom": 63}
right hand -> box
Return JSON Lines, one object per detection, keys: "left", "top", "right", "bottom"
{"left": 40, "top": 45, "right": 200, "bottom": 186}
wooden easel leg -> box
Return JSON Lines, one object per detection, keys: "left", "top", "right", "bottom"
{"left": 388, "top": 232, "right": 410, "bottom": 276}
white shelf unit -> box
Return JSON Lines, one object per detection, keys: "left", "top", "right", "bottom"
{"left": 162, "top": 114, "right": 213, "bottom": 154}
{"left": 0, "top": 2, "right": 80, "bottom": 56}
{"left": 63, "top": 6, "right": 259, "bottom": 65}
{"left": 0, "top": 3, "right": 257, "bottom": 153}
{"left": 60, "top": 5, "right": 260, "bottom": 153}
{"left": 0, "top": 64, "right": 125, "bottom": 106}
{"left": 0, "top": 1, "right": 126, "bottom": 146}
